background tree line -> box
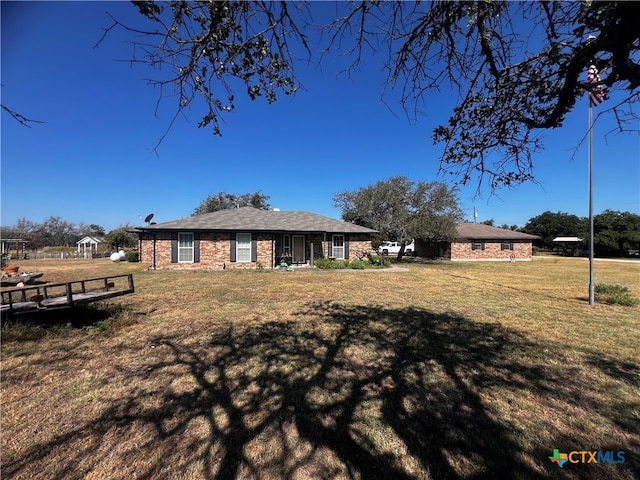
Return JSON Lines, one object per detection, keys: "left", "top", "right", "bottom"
{"left": 520, "top": 210, "right": 640, "bottom": 257}
{"left": 2, "top": 194, "right": 638, "bottom": 259}
{"left": 0, "top": 216, "right": 137, "bottom": 251}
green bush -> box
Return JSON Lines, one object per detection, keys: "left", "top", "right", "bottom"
{"left": 368, "top": 254, "right": 391, "bottom": 268}
{"left": 314, "top": 256, "right": 391, "bottom": 270}
{"left": 333, "top": 259, "right": 350, "bottom": 269}
{"left": 313, "top": 258, "right": 331, "bottom": 269}
{"left": 594, "top": 284, "right": 639, "bottom": 306}
{"left": 125, "top": 250, "right": 139, "bottom": 262}
{"left": 315, "top": 258, "right": 350, "bottom": 269}
{"left": 349, "top": 260, "right": 367, "bottom": 270}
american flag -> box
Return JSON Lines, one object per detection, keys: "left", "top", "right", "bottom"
{"left": 587, "top": 65, "right": 606, "bottom": 107}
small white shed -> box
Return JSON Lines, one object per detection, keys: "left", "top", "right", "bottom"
{"left": 76, "top": 236, "right": 104, "bottom": 259}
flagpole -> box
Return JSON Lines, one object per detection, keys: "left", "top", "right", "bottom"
{"left": 586, "top": 55, "right": 602, "bottom": 307}
{"left": 588, "top": 92, "right": 595, "bottom": 306}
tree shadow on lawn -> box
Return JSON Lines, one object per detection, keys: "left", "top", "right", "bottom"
{"left": 1, "top": 303, "right": 127, "bottom": 327}
{"left": 3, "top": 303, "right": 638, "bottom": 479}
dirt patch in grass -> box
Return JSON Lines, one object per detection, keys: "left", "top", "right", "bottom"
{"left": 2, "top": 259, "right": 639, "bottom": 479}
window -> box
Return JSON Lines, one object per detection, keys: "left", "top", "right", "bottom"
{"left": 283, "top": 235, "right": 291, "bottom": 256}
{"left": 236, "top": 233, "right": 252, "bottom": 262}
{"left": 332, "top": 235, "right": 345, "bottom": 259}
{"left": 178, "top": 233, "right": 194, "bottom": 262}
{"left": 501, "top": 240, "right": 514, "bottom": 251}
{"left": 472, "top": 240, "right": 485, "bottom": 251}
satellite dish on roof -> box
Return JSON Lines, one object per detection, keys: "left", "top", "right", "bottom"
{"left": 144, "top": 213, "right": 155, "bottom": 224}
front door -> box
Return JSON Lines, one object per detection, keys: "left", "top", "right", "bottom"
{"left": 292, "top": 235, "right": 305, "bottom": 264}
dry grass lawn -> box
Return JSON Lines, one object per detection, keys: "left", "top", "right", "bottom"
{"left": 1, "top": 257, "right": 639, "bottom": 479}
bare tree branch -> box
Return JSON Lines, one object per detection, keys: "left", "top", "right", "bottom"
{"left": 99, "top": 1, "right": 312, "bottom": 152}
{"left": 104, "top": 1, "right": 639, "bottom": 191}
{"left": 1, "top": 104, "right": 43, "bottom": 127}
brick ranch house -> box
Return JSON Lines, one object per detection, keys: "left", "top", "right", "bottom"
{"left": 134, "top": 207, "right": 377, "bottom": 270}
{"left": 415, "top": 223, "right": 539, "bottom": 261}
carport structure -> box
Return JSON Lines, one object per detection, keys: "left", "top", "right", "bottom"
{"left": 553, "top": 236, "right": 583, "bottom": 256}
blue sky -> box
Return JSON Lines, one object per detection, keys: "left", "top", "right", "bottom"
{"left": 2, "top": 1, "right": 638, "bottom": 233}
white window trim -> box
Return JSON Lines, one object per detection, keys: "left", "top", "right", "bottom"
{"left": 332, "top": 234, "right": 345, "bottom": 259}
{"left": 178, "top": 232, "right": 194, "bottom": 263}
{"left": 236, "top": 233, "right": 252, "bottom": 263}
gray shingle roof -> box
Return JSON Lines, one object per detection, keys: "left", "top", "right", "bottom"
{"left": 455, "top": 223, "right": 539, "bottom": 240}
{"left": 138, "top": 207, "right": 377, "bottom": 234}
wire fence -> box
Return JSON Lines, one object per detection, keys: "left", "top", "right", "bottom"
{"left": 5, "top": 252, "right": 114, "bottom": 260}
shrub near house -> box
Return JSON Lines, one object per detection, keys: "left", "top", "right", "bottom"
{"left": 314, "top": 255, "right": 390, "bottom": 270}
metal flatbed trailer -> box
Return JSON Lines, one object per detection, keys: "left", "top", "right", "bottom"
{"left": 1, "top": 274, "right": 134, "bottom": 315}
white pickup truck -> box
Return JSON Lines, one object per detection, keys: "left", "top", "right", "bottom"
{"left": 377, "top": 241, "right": 415, "bottom": 256}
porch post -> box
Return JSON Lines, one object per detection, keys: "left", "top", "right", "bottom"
{"left": 310, "top": 239, "right": 314, "bottom": 267}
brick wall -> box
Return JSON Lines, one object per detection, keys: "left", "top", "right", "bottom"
{"left": 348, "top": 236, "right": 376, "bottom": 258}
{"left": 415, "top": 238, "right": 532, "bottom": 261}
{"left": 139, "top": 232, "right": 231, "bottom": 270}
{"left": 256, "top": 235, "right": 276, "bottom": 268}
{"left": 201, "top": 232, "right": 236, "bottom": 269}
{"left": 450, "top": 240, "right": 532, "bottom": 261}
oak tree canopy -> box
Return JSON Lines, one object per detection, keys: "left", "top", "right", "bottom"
{"left": 193, "top": 191, "right": 271, "bottom": 215}
{"left": 105, "top": 1, "right": 639, "bottom": 191}
{"left": 333, "top": 176, "right": 464, "bottom": 260}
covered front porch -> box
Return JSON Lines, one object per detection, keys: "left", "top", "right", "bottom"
{"left": 272, "top": 232, "right": 371, "bottom": 268}
{"left": 274, "top": 233, "right": 325, "bottom": 268}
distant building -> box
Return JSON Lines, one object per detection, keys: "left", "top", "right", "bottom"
{"left": 552, "top": 236, "right": 583, "bottom": 256}
{"left": 1, "top": 238, "right": 29, "bottom": 260}
{"left": 76, "top": 236, "right": 104, "bottom": 259}
{"left": 415, "top": 223, "right": 539, "bottom": 261}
